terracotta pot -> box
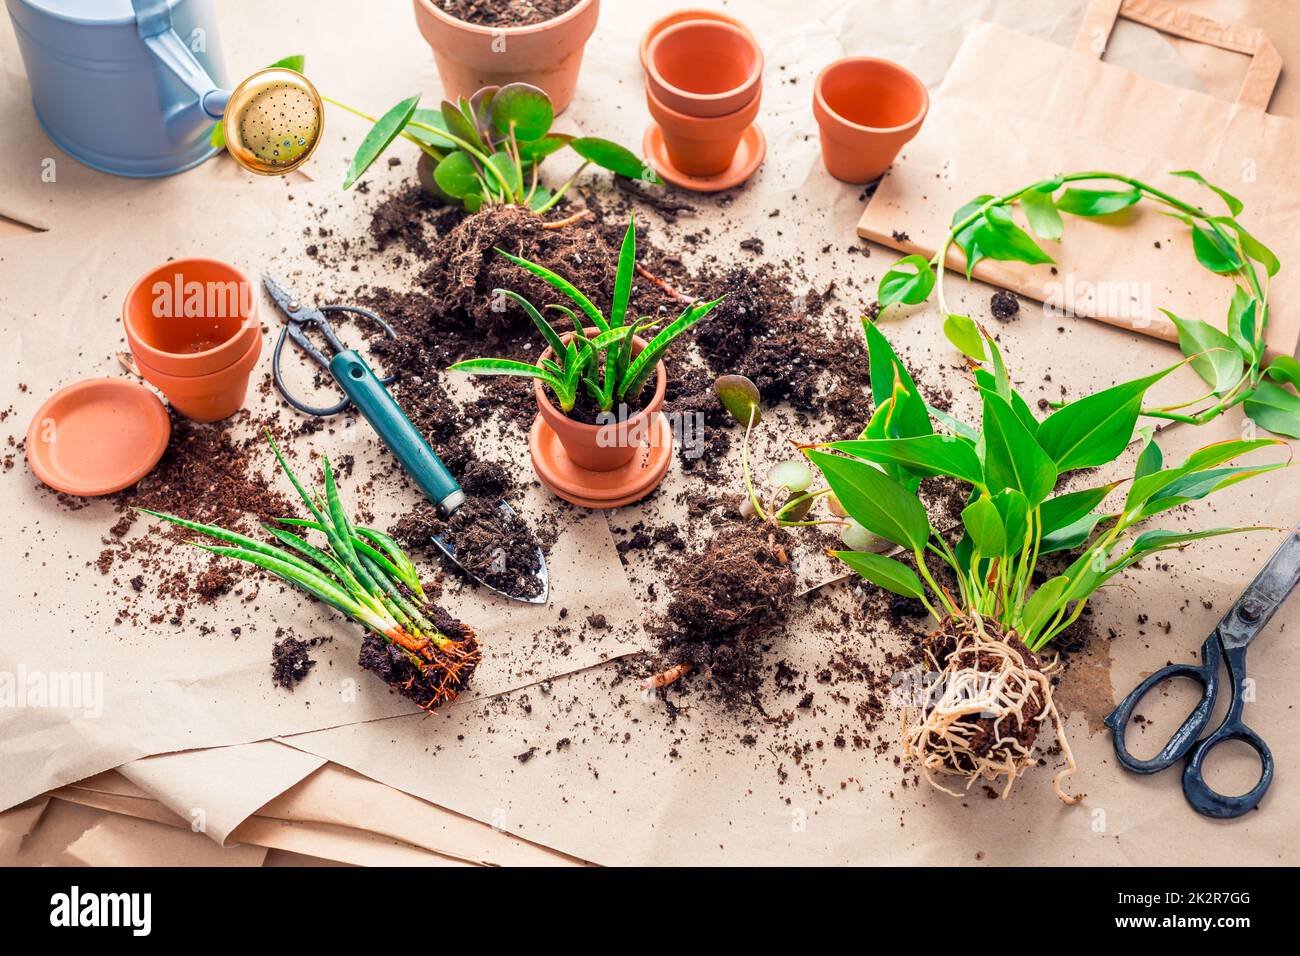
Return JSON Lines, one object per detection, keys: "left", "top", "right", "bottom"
{"left": 135, "top": 331, "right": 263, "bottom": 423}
{"left": 533, "top": 329, "right": 666, "bottom": 473}
{"left": 411, "top": 0, "right": 599, "bottom": 114}
{"left": 123, "top": 258, "right": 259, "bottom": 377}
{"left": 645, "top": 20, "right": 762, "bottom": 118}
{"left": 813, "top": 57, "right": 928, "bottom": 184}
{"left": 645, "top": 84, "right": 761, "bottom": 178}
{"left": 639, "top": 9, "right": 754, "bottom": 73}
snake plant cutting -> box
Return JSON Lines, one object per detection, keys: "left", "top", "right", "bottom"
{"left": 877, "top": 169, "right": 1299, "bottom": 438}
{"left": 141, "top": 433, "right": 480, "bottom": 711}
{"left": 336, "top": 83, "right": 658, "bottom": 210}
{"left": 449, "top": 214, "right": 723, "bottom": 415}
{"left": 804, "top": 320, "right": 1287, "bottom": 802}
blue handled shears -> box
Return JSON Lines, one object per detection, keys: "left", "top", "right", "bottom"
{"left": 1105, "top": 525, "right": 1299, "bottom": 818}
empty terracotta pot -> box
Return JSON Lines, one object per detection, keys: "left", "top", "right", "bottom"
{"left": 533, "top": 329, "right": 666, "bottom": 473}
{"left": 813, "top": 57, "right": 929, "bottom": 184}
{"left": 134, "top": 328, "right": 263, "bottom": 423}
{"left": 646, "top": 84, "right": 761, "bottom": 178}
{"left": 123, "top": 258, "right": 259, "bottom": 377}
{"left": 645, "top": 20, "right": 762, "bottom": 118}
{"left": 411, "top": 0, "right": 599, "bottom": 114}
{"left": 639, "top": 9, "right": 754, "bottom": 72}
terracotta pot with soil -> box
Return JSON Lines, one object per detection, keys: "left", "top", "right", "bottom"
{"left": 412, "top": 0, "right": 599, "bottom": 114}
{"left": 812, "top": 56, "right": 928, "bottom": 184}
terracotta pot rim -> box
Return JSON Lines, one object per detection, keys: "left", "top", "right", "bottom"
{"left": 638, "top": 9, "right": 754, "bottom": 72}
{"left": 415, "top": 0, "right": 597, "bottom": 37}
{"left": 531, "top": 328, "right": 666, "bottom": 434}
{"left": 813, "top": 56, "right": 929, "bottom": 136}
{"left": 134, "top": 330, "right": 261, "bottom": 389}
{"left": 645, "top": 20, "right": 763, "bottom": 111}
{"left": 645, "top": 82, "right": 762, "bottom": 129}
{"left": 122, "top": 257, "right": 258, "bottom": 375}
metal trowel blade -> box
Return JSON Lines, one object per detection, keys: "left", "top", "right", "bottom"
{"left": 430, "top": 500, "right": 549, "bottom": 605}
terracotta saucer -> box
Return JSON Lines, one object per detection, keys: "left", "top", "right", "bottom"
{"left": 643, "top": 121, "right": 766, "bottom": 192}
{"left": 530, "top": 412, "right": 673, "bottom": 509}
{"left": 26, "top": 378, "right": 171, "bottom": 496}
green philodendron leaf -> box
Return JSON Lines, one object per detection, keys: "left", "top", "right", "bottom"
{"left": 1191, "top": 224, "right": 1243, "bottom": 273}
{"left": 1039, "top": 482, "right": 1119, "bottom": 535}
{"left": 1245, "top": 380, "right": 1300, "bottom": 438}
{"left": 1019, "top": 575, "right": 1071, "bottom": 643}
{"left": 951, "top": 195, "right": 993, "bottom": 277}
{"left": 1136, "top": 464, "right": 1287, "bottom": 522}
{"left": 1163, "top": 309, "right": 1246, "bottom": 395}
{"left": 971, "top": 367, "right": 1036, "bottom": 433}
{"left": 714, "top": 374, "right": 762, "bottom": 426}
{"left": 1036, "top": 362, "right": 1177, "bottom": 471}
{"left": 928, "top": 404, "right": 980, "bottom": 442}
{"left": 878, "top": 255, "right": 936, "bottom": 306}
{"left": 943, "top": 313, "right": 986, "bottom": 360}
{"left": 961, "top": 496, "right": 1006, "bottom": 556}
{"left": 1124, "top": 438, "right": 1283, "bottom": 510}
{"left": 432, "top": 150, "right": 481, "bottom": 198}
{"left": 1055, "top": 185, "right": 1141, "bottom": 217}
{"left": 1211, "top": 217, "right": 1280, "bottom": 277}
{"left": 1134, "top": 427, "right": 1163, "bottom": 480}
{"left": 344, "top": 94, "right": 421, "bottom": 189}
{"left": 990, "top": 489, "right": 1030, "bottom": 557}
{"left": 805, "top": 450, "right": 931, "bottom": 552}
{"left": 1019, "top": 187, "right": 1063, "bottom": 240}
{"left": 1264, "top": 355, "right": 1300, "bottom": 390}
{"left": 1124, "top": 527, "right": 1266, "bottom": 564}
{"left": 1226, "top": 288, "right": 1260, "bottom": 362}
{"left": 406, "top": 109, "right": 456, "bottom": 148}
{"left": 971, "top": 206, "right": 1055, "bottom": 267}
{"left": 833, "top": 550, "right": 926, "bottom": 600}
{"left": 1039, "top": 512, "right": 1105, "bottom": 555}
{"left": 862, "top": 321, "right": 932, "bottom": 439}
{"left": 981, "top": 389, "right": 1057, "bottom": 505}
{"left": 822, "top": 435, "right": 984, "bottom": 488}
{"left": 490, "top": 83, "right": 554, "bottom": 141}
{"left": 570, "top": 137, "right": 660, "bottom": 183}
{"left": 1171, "top": 170, "right": 1244, "bottom": 216}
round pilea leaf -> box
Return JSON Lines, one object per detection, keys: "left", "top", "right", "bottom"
{"left": 841, "top": 520, "right": 880, "bottom": 552}
{"left": 768, "top": 460, "right": 813, "bottom": 493}
{"left": 433, "top": 150, "right": 480, "bottom": 198}
{"left": 713, "top": 374, "right": 761, "bottom": 425}
{"left": 490, "top": 83, "right": 554, "bottom": 141}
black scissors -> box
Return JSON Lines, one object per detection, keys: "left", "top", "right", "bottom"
{"left": 1105, "top": 525, "right": 1299, "bottom": 818}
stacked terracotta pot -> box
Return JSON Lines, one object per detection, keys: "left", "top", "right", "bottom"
{"left": 640, "top": 11, "right": 765, "bottom": 189}
{"left": 123, "top": 259, "right": 262, "bottom": 423}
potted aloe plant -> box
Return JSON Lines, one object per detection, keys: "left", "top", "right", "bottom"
{"left": 799, "top": 320, "right": 1286, "bottom": 802}
{"left": 450, "top": 214, "right": 722, "bottom": 491}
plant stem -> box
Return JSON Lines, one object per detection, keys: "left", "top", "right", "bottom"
{"left": 535, "top": 161, "right": 591, "bottom": 213}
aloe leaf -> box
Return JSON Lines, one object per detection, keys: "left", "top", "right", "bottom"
{"left": 497, "top": 289, "right": 567, "bottom": 357}
{"left": 610, "top": 215, "right": 636, "bottom": 329}
{"left": 137, "top": 509, "right": 318, "bottom": 578}
{"left": 494, "top": 248, "right": 609, "bottom": 331}
{"left": 264, "top": 524, "right": 352, "bottom": 585}
{"left": 620, "top": 296, "right": 724, "bottom": 401}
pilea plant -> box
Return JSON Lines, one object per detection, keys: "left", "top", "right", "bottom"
{"left": 877, "top": 170, "right": 1299, "bottom": 438}
{"left": 802, "top": 319, "right": 1287, "bottom": 802}
{"left": 142, "top": 433, "right": 480, "bottom": 711}
{"left": 335, "top": 83, "right": 658, "bottom": 211}
{"left": 449, "top": 214, "right": 723, "bottom": 415}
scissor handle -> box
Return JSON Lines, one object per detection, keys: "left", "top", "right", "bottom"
{"left": 1104, "top": 634, "right": 1221, "bottom": 774}
{"left": 272, "top": 305, "right": 399, "bottom": 417}
{"left": 1181, "top": 644, "right": 1273, "bottom": 818}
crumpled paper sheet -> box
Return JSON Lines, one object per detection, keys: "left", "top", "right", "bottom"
{"left": 0, "top": 0, "right": 652, "bottom": 815}
{"left": 10, "top": 0, "right": 1300, "bottom": 866}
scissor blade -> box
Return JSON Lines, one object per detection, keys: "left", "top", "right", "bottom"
{"left": 430, "top": 500, "right": 549, "bottom": 605}
{"left": 1217, "top": 525, "right": 1300, "bottom": 649}
{"left": 263, "top": 274, "right": 304, "bottom": 319}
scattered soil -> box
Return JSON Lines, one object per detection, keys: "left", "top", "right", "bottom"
{"left": 436, "top": 0, "right": 579, "bottom": 29}
{"left": 271, "top": 635, "right": 320, "bottom": 690}
{"left": 990, "top": 290, "right": 1020, "bottom": 321}
{"left": 656, "top": 521, "right": 798, "bottom": 705}
{"left": 392, "top": 497, "right": 544, "bottom": 600}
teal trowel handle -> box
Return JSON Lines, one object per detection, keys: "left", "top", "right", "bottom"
{"left": 329, "top": 350, "right": 465, "bottom": 514}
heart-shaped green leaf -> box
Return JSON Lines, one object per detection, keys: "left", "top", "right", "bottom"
{"left": 1056, "top": 185, "right": 1141, "bottom": 217}
{"left": 1020, "top": 187, "right": 1063, "bottom": 240}
{"left": 878, "top": 255, "right": 936, "bottom": 306}
{"left": 432, "top": 150, "right": 481, "bottom": 198}
{"left": 490, "top": 83, "right": 554, "bottom": 141}
{"left": 1245, "top": 380, "right": 1300, "bottom": 438}
{"left": 1163, "top": 309, "right": 1246, "bottom": 395}
{"left": 1036, "top": 362, "right": 1177, "bottom": 471}
{"left": 943, "top": 313, "right": 986, "bottom": 360}
{"left": 961, "top": 495, "right": 1006, "bottom": 556}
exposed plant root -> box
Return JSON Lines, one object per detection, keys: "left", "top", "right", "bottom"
{"left": 636, "top": 264, "right": 697, "bottom": 305}
{"left": 359, "top": 625, "right": 480, "bottom": 711}
{"left": 644, "top": 662, "right": 693, "bottom": 690}
{"left": 541, "top": 209, "right": 594, "bottom": 229}
{"left": 902, "top": 616, "right": 1080, "bottom": 805}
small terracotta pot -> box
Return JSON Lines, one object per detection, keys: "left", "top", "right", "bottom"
{"left": 646, "top": 84, "right": 761, "bottom": 178}
{"left": 639, "top": 9, "right": 754, "bottom": 72}
{"left": 645, "top": 20, "right": 762, "bottom": 118}
{"left": 812, "top": 57, "right": 928, "bottom": 184}
{"left": 411, "top": 0, "right": 599, "bottom": 114}
{"left": 123, "top": 258, "right": 259, "bottom": 377}
{"left": 135, "top": 331, "right": 263, "bottom": 423}
{"left": 533, "top": 329, "right": 666, "bottom": 473}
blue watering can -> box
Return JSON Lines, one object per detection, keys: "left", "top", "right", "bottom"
{"left": 5, "top": 0, "right": 322, "bottom": 178}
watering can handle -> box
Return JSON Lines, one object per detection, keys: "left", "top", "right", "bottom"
{"left": 132, "top": 0, "right": 224, "bottom": 116}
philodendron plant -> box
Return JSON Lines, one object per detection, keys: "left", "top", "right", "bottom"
{"left": 335, "top": 83, "right": 658, "bottom": 211}
{"left": 449, "top": 214, "right": 723, "bottom": 415}
{"left": 877, "top": 170, "right": 1300, "bottom": 438}
{"left": 803, "top": 319, "right": 1288, "bottom": 802}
